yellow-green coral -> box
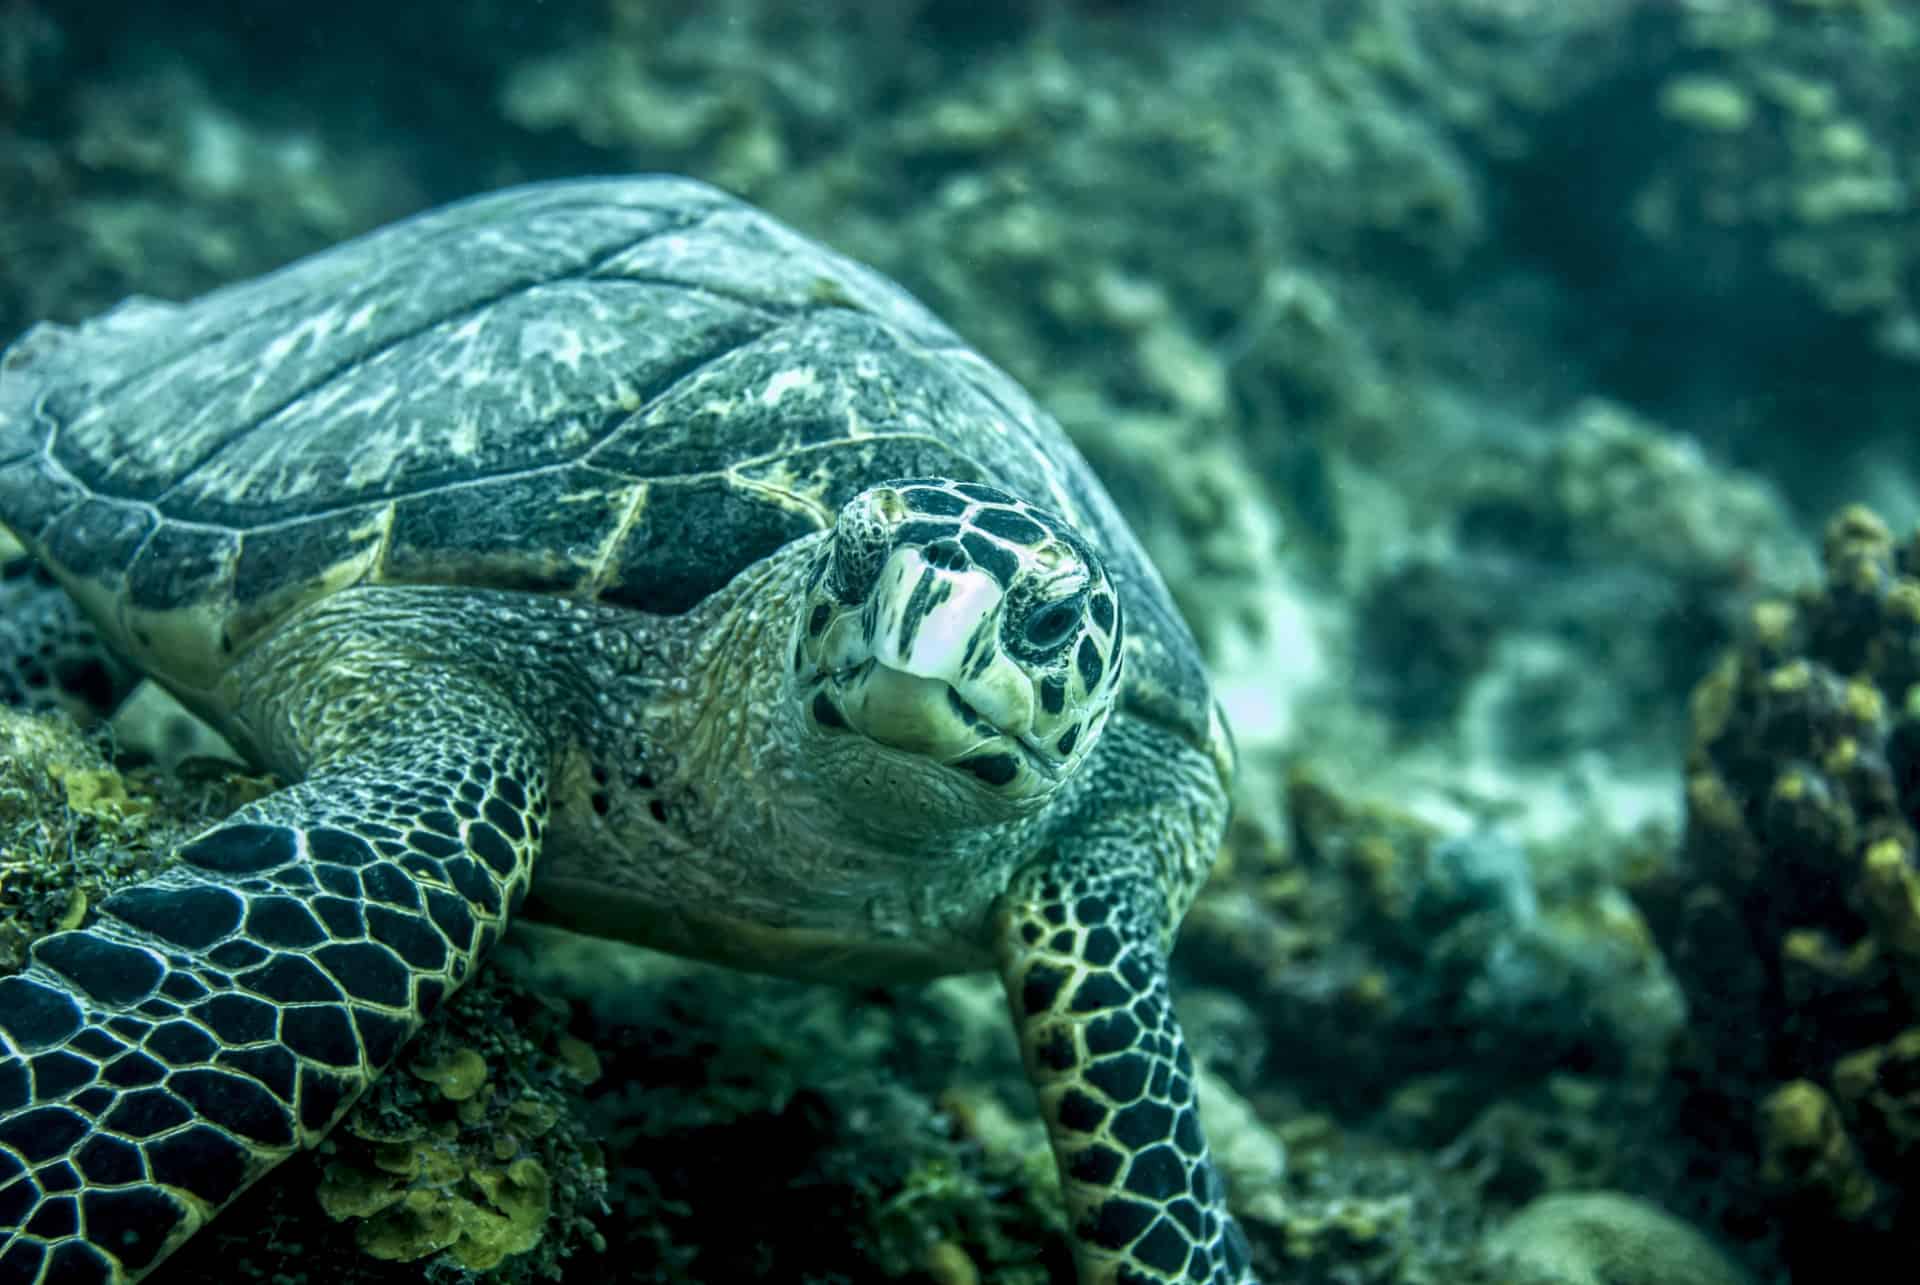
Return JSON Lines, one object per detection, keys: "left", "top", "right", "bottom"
{"left": 317, "top": 1125, "right": 554, "bottom": 1270}
{"left": 306, "top": 973, "right": 604, "bottom": 1279}
{"left": 1860, "top": 835, "right": 1920, "bottom": 973}
{"left": 0, "top": 703, "right": 254, "bottom": 972}
{"left": 1658, "top": 505, "right": 1920, "bottom": 1263}
{"left": 1758, "top": 1080, "right": 1876, "bottom": 1221}
{"left": 1832, "top": 1027, "right": 1920, "bottom": 1161}
{"left": 411, "top": 1045, "right": 490, "bottom": 1102}
{"left": 327, "top": 1160, "right": 550, "bottom": 1269}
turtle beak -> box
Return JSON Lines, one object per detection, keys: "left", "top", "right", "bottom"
{"left": 864, "top": 544, "right": 1035, "bottom": 738}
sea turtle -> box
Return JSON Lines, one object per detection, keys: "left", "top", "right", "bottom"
{"left": 0, "top": 176, "right": 1255, "bottom": 1284}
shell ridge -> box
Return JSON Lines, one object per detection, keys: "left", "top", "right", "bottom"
{"left": 63, "top": 187, "right": 723, "bottom": 418}
{"left": 153, "top": 296, "right": 797, "bottom": 533}
{"left": 580, "top": 267, "right": 797, "bottom": 324}
{"left": 576, "top": 311, "right": 811, "bottom": 470}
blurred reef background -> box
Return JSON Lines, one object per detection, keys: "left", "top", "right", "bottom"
{"left": 3, "top": 0, "right": 1919, "bottom": 1281}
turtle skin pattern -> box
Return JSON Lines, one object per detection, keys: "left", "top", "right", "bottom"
{"left": 0, "top": 690, "right": 546, "bottom": 1282}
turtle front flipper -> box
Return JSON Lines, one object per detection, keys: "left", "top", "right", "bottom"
{"left": 995, "top": 731, "right": 1256, "bottom": 1285}
{"left": 0, "top": 663, "right": 548, "bottom": 1282}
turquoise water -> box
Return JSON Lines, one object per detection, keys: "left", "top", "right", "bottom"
{"left": 3, "top": 3, "right": 1916, "bottom": 1282}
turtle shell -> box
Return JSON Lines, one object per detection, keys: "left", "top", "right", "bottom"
{"left": 0, "top": 176, "right": 1214, "bottom": 750}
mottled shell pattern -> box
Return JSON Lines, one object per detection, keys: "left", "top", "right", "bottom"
{"left": 0, "top": 176, "right": 1215, "bottom": 758}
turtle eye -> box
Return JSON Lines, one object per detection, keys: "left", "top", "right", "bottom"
{"left": 1024, "top": 600, "right": 1081, "bottom": 652}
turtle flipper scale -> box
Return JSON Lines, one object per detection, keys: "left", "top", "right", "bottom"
{"left": 0, "top": 685, "right": 547, "bottom": 1283}
{"left": 999, "top": 865, "right": 1256, "bottom": 1285}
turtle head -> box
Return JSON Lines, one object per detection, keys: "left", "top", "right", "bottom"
{"left": 795, "top": 479, "right": 1123, "bottom": 815}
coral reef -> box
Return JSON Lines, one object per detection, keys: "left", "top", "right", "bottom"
{"left": 5, "top": 1, "right": 1919, "bottom": 1281}
{"left": 0, "top": 50, "right": 417, "bottom": 343}
{"left": 1353, "top": 399, "right": 1810, "bottom": 769}
{"left": 1168, "top": 774, "right": 1710, "bottom": 1281}
{"left": 1415, "top": 0, "right": 1920, "bottom": 516}
{"left": 1642, "top": 505, "right": 1920, "bottom": 1271}
{"left": 1184, "top": 770, "right": 1683, "bottom": 1115}
{"left": 495, "top": 935, "right": 1084, "bottom": 1284}
{"left": 1635, "top": 5, "right": 1920, "bottom": 365}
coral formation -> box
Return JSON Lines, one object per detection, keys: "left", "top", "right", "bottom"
{"left": 1639, "top": 6, "right": 1920, "bottom": 362}
{"left": 0, "top": 703, "right": 260, "bottom": 972}
{"left": 1185, "top": 770, "right": 1682, "bottom": 1114}
{"left": 1355, "top": 399, "right": 1810, "bottom": 766}
{"left": 298, "top": 967, "right": 606, "bottom": 1278}
{"left": 495, "top": 935, "right": 1086, "bottom": 1285}
{"left": 1644, "top": 505, "right": 1920, "bottom": 1270}
{"left": 1434, "top": 0, "right": 1920, "bottom": 515}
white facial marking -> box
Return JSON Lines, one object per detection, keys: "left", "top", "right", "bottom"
{"left": 870, "top": 550, "right": 1003, "bottom": 682}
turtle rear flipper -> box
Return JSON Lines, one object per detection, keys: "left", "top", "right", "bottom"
{"left": 0, "top": 556, "right": 136, "bottom": 721}
{"left": 0, "top": 630, "right": 548, "bottom": 1282}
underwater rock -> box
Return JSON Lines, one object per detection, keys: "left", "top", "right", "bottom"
{"left": 1482, "top": 1190, "right": 1749, "bottom": 1285}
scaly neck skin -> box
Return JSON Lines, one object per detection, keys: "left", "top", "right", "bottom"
{"left": 220, "top": 542, "right": 1067, "bottom": 972}
{"left": 578, "top": 534, "right": 1063, "bottom": 968}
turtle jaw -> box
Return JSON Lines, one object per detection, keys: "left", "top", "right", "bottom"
{"left": 808, "top": 659, "right": 1061, "bottom": 796}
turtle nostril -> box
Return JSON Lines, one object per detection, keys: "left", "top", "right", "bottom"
{"left": 925, "top": 538, "right": 970, "bottom": 573}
